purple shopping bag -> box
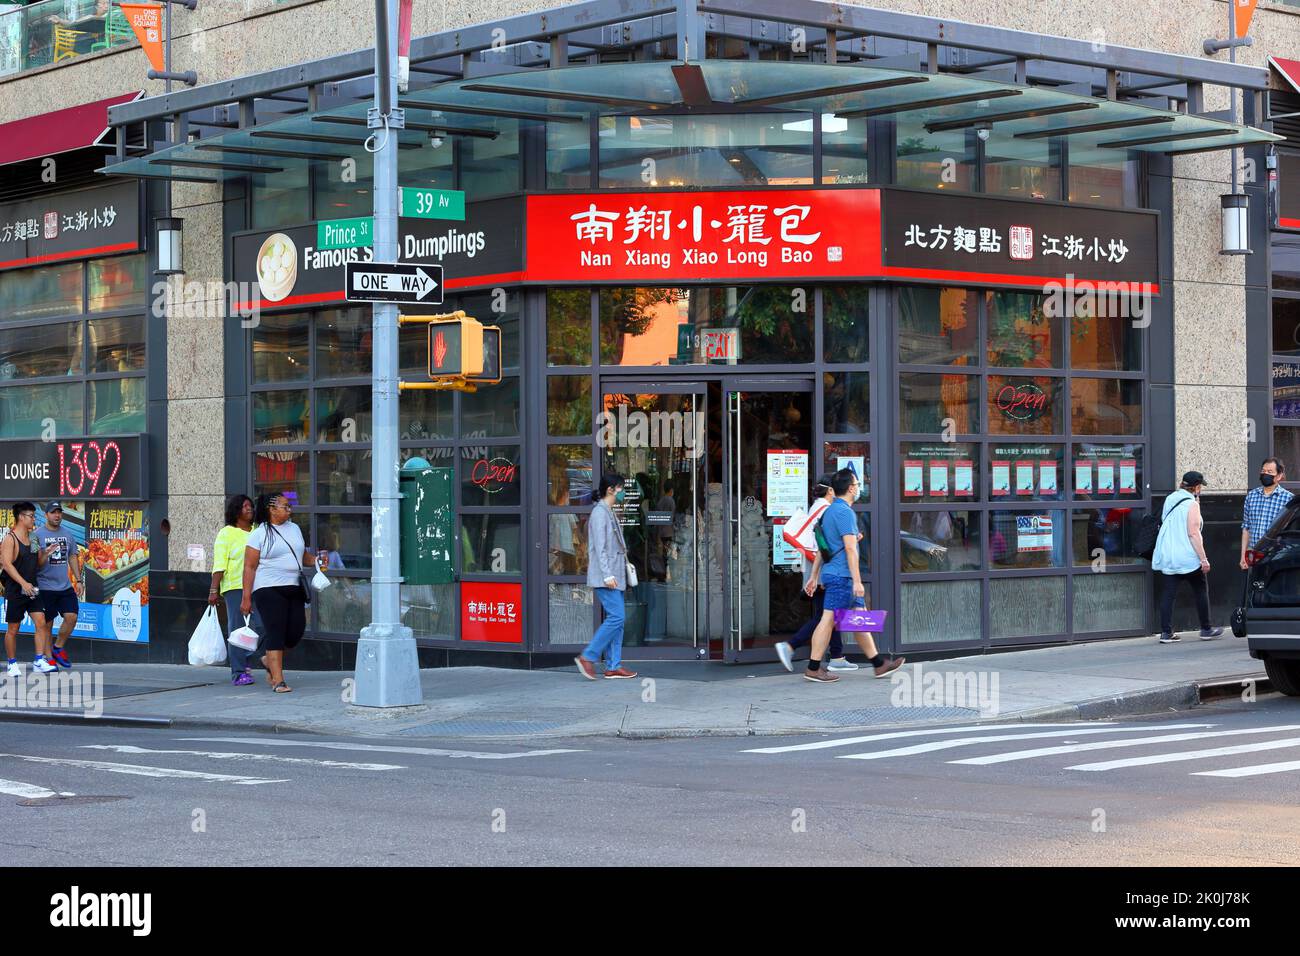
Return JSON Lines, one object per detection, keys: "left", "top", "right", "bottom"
{"left": 833, "top": 607, "right": 887, "bottom": 632}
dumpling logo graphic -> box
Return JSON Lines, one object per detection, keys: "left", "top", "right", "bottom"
{"left": 256, "top": 233, "right": 298, "bottom": 302}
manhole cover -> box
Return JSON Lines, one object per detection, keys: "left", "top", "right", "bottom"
{"left": 17, "top": 795, "right": 131, "bottom": 807}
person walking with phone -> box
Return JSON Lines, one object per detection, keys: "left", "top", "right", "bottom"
{"left": 33, "top": 502, "right": 82, "bottom": 671}
{"left": 2, "top": 502, "right": 56, "bottom": 676}
{"left": 211, "top": 494, "right": 264, "bottom": 686}
{"left": 1152, "top": 471, "right": 1223, "bottom": 643}
{"left": 575, "top": 473, "right": 638, "bottom": 681}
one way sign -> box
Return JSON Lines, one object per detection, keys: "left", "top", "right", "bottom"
{"left": 345, "top": 261, "right": 444, "bottom": 305}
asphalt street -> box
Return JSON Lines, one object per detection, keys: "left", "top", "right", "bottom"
{"left": 1, "top": 696, "right": 1298, "bottom": 866}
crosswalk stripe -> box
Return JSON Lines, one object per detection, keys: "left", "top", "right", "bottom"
{"left": 950, "top": 725, "right": 1300, "bottom": 765}
{"left": 178, "top": 737, "right": 586, "bottom": 760}
{"left": 0, "top": 753, "right": 288, "bottom": 785}
{"left": 1192, "top": 759, "right": 1300, "bottom": 778}
{"left": 742, "top": 722, "right": 1114, "bottom": 755}
{"left": 0, "top": 778, "right": 74, "bottom": 799}
{"left": 1067, "top": 737, "right": 1300, "bottom": 771}
{"left": 81, "top": 745, "right": 405, "bottom": 771}
{"left": 836, "top": 724, "right": 1214, "bottom": 761}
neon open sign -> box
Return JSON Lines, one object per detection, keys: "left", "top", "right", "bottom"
{"left": 995, "top": 383, "right": 1049, "bottom": 422}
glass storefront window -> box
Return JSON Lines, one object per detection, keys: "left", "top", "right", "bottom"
{"left": 895, "top": 114, "right": 974, "bottom": 191}
{"left": 88, "top": 316, "right": 144, "bottom": 372}
{"left": 823, "top": 371, "right": 869, "bottom": 434}
{"left": 317, "top": 450, "right": 371, "bottom": 506}
{"left": 461, "top": 123, "right": 520, "bottom": 198}
{"left": 87, "top": 255, "right": 146, "bottom": 312}
{"left": 316, "top": 308, "right": 372, "bottom": 379}
{"left": 253, "top": 389, "right": 310, "bottom": 444}
{"left": 989, "top": 509, "right": 1067, "bottom": 569}
{"left": 0, "top": 262, "right": 82, "bottom": 320}
{"left": 548, "top": 289, "right": 592, "bottom": 366}
{"left": 898, "top": 286, "right": 977, "bottom": 366}
{"left": 457, "top": 289, "right": 521, "bottom": 369}
{"left": 251, "top": 167, "right": 310, "bottom": 228}
{"left": 0, "top": 321, "right": 81, "bottom": 379}
{"left": 253, "top": 449, "right": 310, "bottom": 505}
{"left": 399, "top": 137, "right": 454, "bottom": 191}
{"left": 400, "top": 388, "right": 453, "bottom": 441}
{"left": 402, "top": 581, "right": 456, "bottom": 640}
{"left": 823, "top": 285, "right": 869, "bottom": 363}
{"left": 461, "top": 376, "right": 520, "bottom": 437}
{"left": 548, "top": 513, "right": 589, "bottom": 575}
{"left": 989, "top": 576, "right": 1066, "bottom": 639}
{"left": 0, "top": 382, "right": 82, "bottom": 438}
{"left": 1275, "top": 425, "right": 1300, "bottom": 473}
{"left": 316, "top": 386, "right": 371, "bottom": 443}
{"left": 548, "top": 118, "right": 592, "bottom": 189}
{"left": 1073, "top": 571, "right": 1146, "bottom": 632}
{"left": 549, "top": 444, "right": 593, "bottom": 506}
{"left": 89, "top": 377, "right": 145, "bottom": 434}
{"left": 1071, "top": 296, "right": 1142, "bottom": 371}
{"left": 1072, "top": 443, "right": 1143, "bottom": 499}
{"left": 900, "top": 579, "right": 981, "bottom": 645}
{"left": 822, "top": 115, "right": 869, "bottom": 185}
{"left": 984, "top": 133, "right": 1061, "bottom": 201}
{"left": 547, "top": 375, "right": 592, "bottom": 435}
{"left": 988, "top": 443, "right": 1063, "bottom": 502}
{"left": 462, "top": 445, "right": 522, "bottom": 507}
{"left": 1068, "top": 154, "right": 1139, "bottom": 208}
{"left": 1072, "top": 377, "right": 1142, "bottom": 435}
{"left": 899, "top": 372, "right": 978, "bottom": 434}
{"left": 901, "top": 441, "right": 978, "bottom": 502}
{"left": 253, "top": 313, "right": 309, "bottom": 383}
{"left": 823, "top": 441, "right": 870, "bottom": 502}
{"left": 1273, "top": 298, "right": 1300, "bottom": 358}
{"left": 317, "top": 513, "right": 372, "bottom": 571}
{"left": 900, "top": 509, "right": 981, "bottom": 571}
{"left": 987, "top": 291, "right": 1062, "bottom": 368}
{"left": 988, "top": 375, "right": 1063, "bottom": 436}
{"left": 317, "top": 578, "right": 372, "bottom": 634}
{"left": 461, "top": 514, "right": 522, "bottom": 574}
{"left": 313, "top": 149, "right": 374, "bottom": 220}
{"left": 1072, "top": 507, "right": 1147, "bottom": 566}
{"left": 549, "top": 582, "right": 594, "bottom": 644}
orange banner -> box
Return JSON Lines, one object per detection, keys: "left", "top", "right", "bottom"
{"left": 121, "top": 3, "right": 165, "bottom": 73}
{"left": 1235, "top": 0, "right": 1259, "bottom": 39}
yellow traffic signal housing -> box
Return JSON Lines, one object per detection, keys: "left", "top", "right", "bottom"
{"left": 426, "top": 312, "right": 484, "bottom": 378}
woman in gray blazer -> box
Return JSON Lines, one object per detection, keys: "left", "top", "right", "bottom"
{"left": 575, "top": 473, "right": 638, "bottom": 680}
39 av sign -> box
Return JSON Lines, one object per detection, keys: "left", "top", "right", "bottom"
{"left": 344, "top": 261, "right": 444, "bottom": 304}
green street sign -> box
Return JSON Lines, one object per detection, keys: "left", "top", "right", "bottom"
{"left": 400, "top": 187, "right": 465, "bottom": 220}
{"left": 317, "top": 216, "right": 373, "bottom": 251}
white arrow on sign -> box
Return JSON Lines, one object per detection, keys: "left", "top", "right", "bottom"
{"left": 351, "top": 266, "right": 440, "bottom": 300}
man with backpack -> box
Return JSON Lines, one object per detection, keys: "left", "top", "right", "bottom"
{"left": 1150, "top": 471, "right": 1223, "bottom": 643}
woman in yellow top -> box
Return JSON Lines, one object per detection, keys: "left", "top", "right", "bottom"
{"left": 209, "top": 495, "right": 263, "bottom": 686}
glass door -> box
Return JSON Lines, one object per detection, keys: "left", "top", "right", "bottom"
{"left": 598, "top": 382, "right": 717, "bottom": 658}
{"left": 724, "top": 380, "right": 814, "bottom": 661}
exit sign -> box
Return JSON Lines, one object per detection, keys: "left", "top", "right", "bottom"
{"left": 317, "top": 216, "right": 373, "bottom": 251}
{"left": 400, "top": 187, "right": 465, "bottom": 220}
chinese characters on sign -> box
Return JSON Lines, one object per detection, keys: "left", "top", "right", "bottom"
{"left": 460, "top": 582, "right": 523, "bottom": 643}
{"left": 0, "top": 183, "right": 140, "bottom": 272}
{"left": 902, "top": 222, "right": 1129, "bottom": 264}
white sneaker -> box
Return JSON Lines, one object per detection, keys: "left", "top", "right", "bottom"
{"left": 32, "top": 657, "right": 57, "bottom": 674}
{"left": 5, "top": 660, "right": 20, "bottom": 678}
{"left": 775, "top": 641, "right": 793, "bottom": 672}
{"left": 827, "top": 657, "right": 859, "bottom": 672}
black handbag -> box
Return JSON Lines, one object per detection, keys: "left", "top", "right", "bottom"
{"left": 267, "top": 524, "right": 312, "bottom": 605}
{"left": 1136, "top": 496, "right": 1190, "bottom": 560}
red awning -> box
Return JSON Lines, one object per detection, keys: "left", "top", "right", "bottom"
{"left": 1270, "top": 56, "right": 1300, "bottom": 96}
{"left": 0, "top": 91, "right": 143, "bottom": 167}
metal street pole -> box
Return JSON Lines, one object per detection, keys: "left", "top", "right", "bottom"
{"left": 355, "top": 0, "right": 422, "bottom": 708}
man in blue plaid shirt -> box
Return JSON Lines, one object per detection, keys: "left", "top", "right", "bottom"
{"left": 1240, "top": 458, "right": 1294, "bottom": 569}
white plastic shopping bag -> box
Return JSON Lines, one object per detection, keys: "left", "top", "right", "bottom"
{"left": 187, "top": 606, "right": 227, "bottom": 666}
{"left": 228, "top": 614, "right": 260, "bottom": 652}
{"left": 311, "top": 568, "right": 331, "bottom": 591}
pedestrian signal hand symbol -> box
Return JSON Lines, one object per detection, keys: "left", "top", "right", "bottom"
{"left": 433, "top": 331, "right": 448, "bottom": 370}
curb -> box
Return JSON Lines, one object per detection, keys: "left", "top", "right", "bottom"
{"left": 0, "top": 709, "right": 171, "bottom": 728}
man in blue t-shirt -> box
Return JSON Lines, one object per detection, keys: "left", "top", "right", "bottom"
{"left": 805, "top": 469, "right": 905, "bottom": 682}
{"left": 34, "top": 502, "right": 82, "bottom": 671}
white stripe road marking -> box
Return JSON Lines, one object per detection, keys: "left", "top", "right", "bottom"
{"left": 81, "top": 745, "right": 406, "bottom": 771}
{"left": 837, "top": 724, "right": 1214, "bottom": 761}
{"left": 742, "top": 723, "right": 1119, "bottom": 755}
{"left": 178, "top": 737, "right": 587, "bottom": 759}
{"left": 0, "top": 778, "right": 75, "bottom": 799}
{"left": 1193, "top": 759, "right": 1300, "bottom": 778}
{"left": 0, "top": 753, "right": 287, "bottom": 785}
{"left": 1067, "top": 737, "right": 1300, "bottom": 772}
{"left": 950, "top": 725, "right": 1300, "bottom": 765}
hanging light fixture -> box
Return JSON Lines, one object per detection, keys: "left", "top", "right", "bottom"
{"left": 1220, "top": 193, "right": 1250, "bottom": 255}
{"left": 156, "top": 216, "right": 184, "bottom": 275}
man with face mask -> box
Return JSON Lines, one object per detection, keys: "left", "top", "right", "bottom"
{"left": 1240, "top": 458, "right": 1292, "bottom": 571}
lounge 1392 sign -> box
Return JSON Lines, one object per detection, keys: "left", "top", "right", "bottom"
{"left": 0, "top": 437, "right": 147, "bottom": 500}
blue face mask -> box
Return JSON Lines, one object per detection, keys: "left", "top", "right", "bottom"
{"left": 614, "top": 489, "right": 626, "bottom": 503}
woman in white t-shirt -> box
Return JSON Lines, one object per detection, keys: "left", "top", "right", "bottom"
{"left": 240, "top": 493, "right": 325, "bottom": 693}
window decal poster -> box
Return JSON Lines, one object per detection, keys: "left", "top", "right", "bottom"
{"left": 1119, "top": 459, "right": 1137, "bottom": 495}
{"left": 903, "top": 459, "right": 924, "bottom": 497}
{"left": 772, "top": 518, "right": 802, "bottom": 568}
{"left": 1039, "top": 460, "right": 1058, "bottom": 496}
{"left": 1097, "top": 459, "right": 1116, "bottom": 495}
{"left": 1075, "top": 460, "right": 1093, "bottom": 494}
{"left": 5, "top": 502, "right": 149, "bottom": 643}
{"left": 766, "top": 450, "right": 808, "bottom": 519}
{"left": 1016, "top": 514, "right": 1054, "bottom": 553}
{"left": 954, "top": 460, "right": 974, "bottom": 497}
{"left": 1015, "top": 460, "right": 1035, "bottom": 496}
{"left": 929, "top": 460, "right": 949, "bottom": 497}
{"left": 991, "top": 460, "right": 1011, "bottom": 497}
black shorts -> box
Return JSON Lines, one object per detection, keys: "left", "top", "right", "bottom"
{"left": 4, "top": 591, "right": 43, "bottom": 624}
{"left": 252, "top": 585, "right": 306, "bottom": 652}
{"left": 40, "top": 588, "right": 79, "bottom": 620}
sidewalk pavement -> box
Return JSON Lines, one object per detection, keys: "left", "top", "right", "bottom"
{"left": 4, "top": 633, "right": 1276, "bottom": 741}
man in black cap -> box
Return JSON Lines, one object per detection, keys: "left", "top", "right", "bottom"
{"left": 34, "top": 502, "right": 83, "bottom": 670}
{"left": 1151, "top": 472, "right": 1223, "bottom": 643}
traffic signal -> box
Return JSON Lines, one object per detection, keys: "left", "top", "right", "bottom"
{"left": 471, "top": 325, "right": 502, "bottom": 386}
{"left": 426, "top": 312, "right": 484, "bottom": 378}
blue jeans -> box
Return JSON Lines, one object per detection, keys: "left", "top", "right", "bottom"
{"left": 786, "top": 588, "right": 843, "bottom": 658}
{"left": 582, "top": 587, "right": 625, "bottom": 671}
{"left": 223, "top": 590, "right": 265, "bottom": 677}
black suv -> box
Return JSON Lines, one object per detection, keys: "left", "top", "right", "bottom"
{"left": 1243, "top": 497, "right": 1300, "bottom": 695}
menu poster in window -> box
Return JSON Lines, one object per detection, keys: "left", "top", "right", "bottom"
{"left": 766, "top": 450, "right": 808, "bottom": 518}
{"left": 614, "top": 476, "right": 643, "bottom": 526}
{"left": 954, "top": 460, "right": 974, "bottom": 497}
{"left": 903, "top": 459, "right": 924, "bottom": 497}
{"left": 1015, "top": 460, "right": 1035, "bottom": 496}
{"left": 1097, "top": 459, "right": 1116, "bottom": 495}
{"left": 1016, "top": 514, "right": 1054, "bottom": 553}
{"left": 1039, "top": 460, "right": 1058, "bottom": 496}
{"left": 1075, "top": 460, "right": 1093, "bottom": 494}
{"left": 772, "top": 518, "right": 802, "bottom": 568}
{"left": 460, "top": 581, "right": 522, "bottom": 643}
{"left": 1119, "top": 459, "right": 1137, "bottom": 495}
{"left": 929, "top": 460, "right": 949, "bottom": 497}
{"left": 991, "top": 460, "right": 1011, "bottom": 497}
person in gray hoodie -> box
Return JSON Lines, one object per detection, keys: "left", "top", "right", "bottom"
{"left": 575, "top": 472, "right": 638, "bottom": 680}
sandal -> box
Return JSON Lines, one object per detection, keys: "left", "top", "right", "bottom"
{"left": 272, "top": 681, "right": 292, "bottom": 693}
